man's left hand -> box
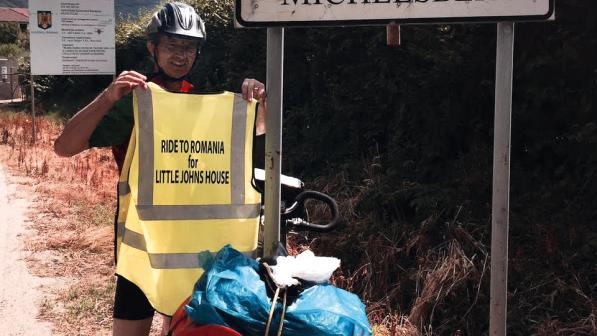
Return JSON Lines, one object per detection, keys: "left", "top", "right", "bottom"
{"left": 242, "top": 78, "right": 266, "bottom": 135}
{"left": 242, "top": 78, "right": 266, "bottom": 104}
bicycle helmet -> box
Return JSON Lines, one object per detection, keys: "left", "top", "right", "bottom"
{"left": 147, "top": 2, "right": 206, "bottom": 41}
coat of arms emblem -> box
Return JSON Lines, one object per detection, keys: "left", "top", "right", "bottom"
{"left": 37, "top": 11, "right": 52, "bottom": 30}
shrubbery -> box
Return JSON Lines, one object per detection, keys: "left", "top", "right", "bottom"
{"left": 32, "top": 0, "right": 596, "bottom": 334}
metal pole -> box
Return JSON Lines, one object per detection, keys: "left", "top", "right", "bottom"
{"left": 490, "top": 21, "right": 514, "bottom": 336}
{"left": 263, "top": 27, "right": 284, "bottom": 257}
{"left": 10, "top": 68, "right": 13, "bottom": 103}
{"left": 30, "top": 74, "right": 36, "bottom": 145}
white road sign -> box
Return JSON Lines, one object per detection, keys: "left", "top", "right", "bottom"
{"left": 236, "top": 0, "right": 554, "bottom": 27}
{"left": 29, "top": 0, "right": 115, "bottom": 75}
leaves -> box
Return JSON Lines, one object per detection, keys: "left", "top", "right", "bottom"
{"left": 26, "top": 1, "right": 597, "bottom": 333}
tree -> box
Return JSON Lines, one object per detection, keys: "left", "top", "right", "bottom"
{"left": 0, "top": 22, "right": 19, "bottom": 44}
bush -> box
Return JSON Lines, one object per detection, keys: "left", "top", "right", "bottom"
{"left": 33, "top": 1, "right": 597, "bottom": 334}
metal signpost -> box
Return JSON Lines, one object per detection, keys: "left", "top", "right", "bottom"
{"left": 30, "top": 75, "right": 35, "bottom": 143}
{"left": 28, "top": 0, "right": 116, "bottom": 143}
{"left": 236, "top": 0, "right": 554, "bottom": 335}
{"left": 491, "top": 22, "right": 515, "bottom": 336}
{"left": 264, "top": 27, "right": 285, "bottom": 253}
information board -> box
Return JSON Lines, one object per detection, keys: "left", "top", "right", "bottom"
{"left": 236, "top": 0, "right": 555, "bottom": 27}
{"left": 29, "top": 0, "right": 115, "bottom": 75}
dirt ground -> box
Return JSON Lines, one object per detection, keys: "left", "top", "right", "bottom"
{"left": 0, "top": 113, "right": 163, "bottom": 335}
{"left": 0, "top": 166, "right": 53, "bottom": 335}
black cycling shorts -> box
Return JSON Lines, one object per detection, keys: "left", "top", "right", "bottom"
{"left": 113, "top": 275, "right": 155, "bottom": 320}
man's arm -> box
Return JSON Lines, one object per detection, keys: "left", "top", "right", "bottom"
{"left": 54, "top": 71, "right": 148, "bottom": 157}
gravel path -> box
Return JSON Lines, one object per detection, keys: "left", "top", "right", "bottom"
{"left": 0, "top": 166, "right": 53, "bottom": 335}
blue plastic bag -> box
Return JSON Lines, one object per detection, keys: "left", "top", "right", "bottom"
{"left": 185, "top": 245, "right": 372, "bottom": 336}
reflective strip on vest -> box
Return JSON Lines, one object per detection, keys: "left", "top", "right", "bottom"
{"left": 121, "top": 227, "right": 254, "bottom": 269}
{"left": 115, "top": 83, "right": 262, "bottom": 315}
{"left": 116, "top": 131, "right": 136, "bottom": 257}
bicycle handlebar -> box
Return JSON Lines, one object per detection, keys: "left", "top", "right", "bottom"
{"left": 284, "top": 190, "right": 340, "bottom": 232}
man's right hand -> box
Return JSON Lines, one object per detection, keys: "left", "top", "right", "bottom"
{"left": 54, "top": 70, "right": 148, "bottom": 157}
{"left": 105, "top": 71, "right": 149, "bottom": 104}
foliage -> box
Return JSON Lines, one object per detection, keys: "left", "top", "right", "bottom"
{"left": 0, "top": 22, "right": 28, "bottom": 57}
{"left": 186, "top": 0, "right": 266, "bottom": 91}
{"left": 0, "top": 43, "right": 22, "bottom": 57}
{"left": 0, "top": 22, "right": 20, "bottom": 44}
{"left": 114, "top": 0, "right": 161, "bottom": 19}
{"left": 114, "top": 5, "right": 157, "bottom": 73}
{"left": 29, "top": 0, "right": 596, "bottom": 334}
{"left": 290, "top": 2, "right": 597, "bottom": 334}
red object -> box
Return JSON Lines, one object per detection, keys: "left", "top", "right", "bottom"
{"left": 150, "top": 77, "right": 194, "bottom": 93}
{"left": 0, "top": 7, "right": 29, "bottom": 23}
{"left": 169, "top": 297, "right": 242, "bottom": 336}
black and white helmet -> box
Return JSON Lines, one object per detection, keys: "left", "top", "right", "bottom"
{"left": 147, "top": 2, "right": 206, "bottom": 42}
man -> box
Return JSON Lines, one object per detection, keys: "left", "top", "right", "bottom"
{"left": 54, "top": 3, "right": 266, "bottom": 335}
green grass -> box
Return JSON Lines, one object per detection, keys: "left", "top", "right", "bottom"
{"left": 64, "top": 281, "right": 115, "bottom": 326}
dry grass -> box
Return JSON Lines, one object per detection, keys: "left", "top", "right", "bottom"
{"left": 296, "top": 156, "right": 596, "bottom": 336}
{"left": 3, "top": 111, "right": 593, "bottom": 336}
{"left": 286, "top": 170, "right": 423, "bottom": 335}
{"left": 407, "top": 241, "right": 477, "bottom": 329}
{"left": 0, "top": 111, "right": 163, "bottom": 335}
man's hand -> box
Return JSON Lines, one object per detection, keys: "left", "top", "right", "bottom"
{"left": 54, "top": 70, "right": 148, "bottom": 157}
{"left": 241, "top": 78, "right": 266, "bottom": 104}
{"left": 242, "top": 78, "right": 266, "bottom": 135}
{"left": 105, "top": 71, "right": 149, "bottom": 104}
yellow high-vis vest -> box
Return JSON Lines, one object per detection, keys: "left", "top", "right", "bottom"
{"left": 115, "top": 82, "right": 261, "bottom": 315}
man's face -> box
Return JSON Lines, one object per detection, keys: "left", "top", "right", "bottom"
{"left": 150, "top": 35, "right": 198, "bottom": 79}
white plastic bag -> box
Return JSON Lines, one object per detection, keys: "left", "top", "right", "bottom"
{"left": 269, "top": 250, "right": 340, "bottom": 286}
